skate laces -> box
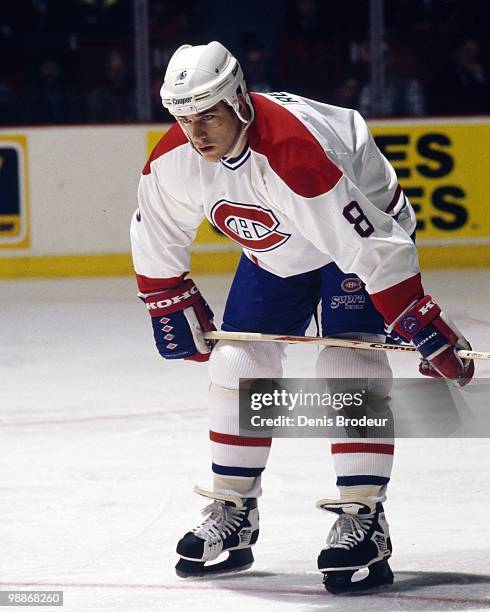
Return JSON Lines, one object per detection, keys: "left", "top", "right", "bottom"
{"left": 193, "top": 501, "right": 246, "bottom": 543}
{"left": 327, "top": 513, "right": 374, "bottom": 550}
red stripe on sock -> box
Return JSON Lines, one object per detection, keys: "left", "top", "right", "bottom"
{"left": 331, "top": 442, "right": 394, "bottom": 455}
{"left": 210, "top": 430, "right": 272, "bottom": 447}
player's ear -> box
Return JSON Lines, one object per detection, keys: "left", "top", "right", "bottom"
{"left": 237, "top": 94, "right": 251, "bottom": 121}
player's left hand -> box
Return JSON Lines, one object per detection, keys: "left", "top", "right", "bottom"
{"left": 393, "top": 295, "right": 474, "bottom": 386}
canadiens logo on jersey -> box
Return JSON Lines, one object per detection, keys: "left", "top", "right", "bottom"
{"left": 210, "top": 200, "right": 291, "bottom": 252}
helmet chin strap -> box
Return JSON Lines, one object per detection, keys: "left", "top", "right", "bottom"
{"left": 222, "top": 122, "right": 249, "bottom": 160}
{"left": 222, "top": 100, "right": 254, "bottom": 160}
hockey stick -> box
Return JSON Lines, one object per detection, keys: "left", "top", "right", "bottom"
{"left": 203, "top": 331, "right": 490, "bottom": 360}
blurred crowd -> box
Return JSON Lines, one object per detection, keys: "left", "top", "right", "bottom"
{"left": 0, "top": 0, "right": 488, "bottom": 126}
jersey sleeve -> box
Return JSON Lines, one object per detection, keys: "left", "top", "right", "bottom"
{"left": 130, "top": 146, "right": 205, "bottom": 295}
{"left": 351, "top": 110, "right": 415, "bottom": 232}
{"left": 351, "top": 110, "right": 398, "bottom": 210}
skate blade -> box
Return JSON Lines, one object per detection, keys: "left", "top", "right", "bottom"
{"left": 175, "top": 548, "right": 254, "bottom": 578}
{"left": 322, "top": 560, "right": 394, "bottom": 595}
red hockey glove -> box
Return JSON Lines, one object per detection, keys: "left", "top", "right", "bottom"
{"left": 392, "top": 295, "right": 474, "bottom": 386}
{"left": 142, "top": 279, "right": 215, "bottom": 362}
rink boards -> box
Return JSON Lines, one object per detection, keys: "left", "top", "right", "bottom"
{"left": 0, "top": 117, "right": 489, "bottom": 277}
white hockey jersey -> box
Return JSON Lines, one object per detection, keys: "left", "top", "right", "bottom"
{"left": 131, "top": 92, "right": 423, "bottom": 323}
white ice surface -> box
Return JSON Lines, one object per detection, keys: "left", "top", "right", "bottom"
{"left": 1, "top": 270, "right": 490, "bottom": 611}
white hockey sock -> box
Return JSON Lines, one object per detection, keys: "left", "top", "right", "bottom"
{"left": 315, "top": 333, "right": 394, "bottom": 499}
{"left": 207, "top": 341, "right": 285, "bottom": 498}
{"left": 209, "top": 384, "right": 270, "bottom": 498}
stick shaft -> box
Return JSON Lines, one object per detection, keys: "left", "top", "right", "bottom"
{"left": 203, "top": 331, "right": 489, "bottom": 360}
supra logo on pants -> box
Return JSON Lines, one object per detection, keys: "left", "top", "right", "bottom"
{"left": 330, "top": 295, "right": 366, "bottom": 310}
{"left": 210, "top": 200, "right": 291, "bottom": 251}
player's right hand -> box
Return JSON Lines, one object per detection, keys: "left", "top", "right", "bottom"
{"left": 142, "top": 279, "right": 215, "bottom": 362}
{"left": 393, "top": 295, "right": 474, "bottom": 386}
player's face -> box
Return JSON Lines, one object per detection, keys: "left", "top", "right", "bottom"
{"left": 176, "top": 102, "right": 242, "bottom": 162}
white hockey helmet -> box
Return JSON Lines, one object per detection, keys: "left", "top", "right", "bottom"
{"left": 160, "top": 41, "right": 253, "bottom": 124}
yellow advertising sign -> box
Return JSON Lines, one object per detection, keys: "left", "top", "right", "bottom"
{"left": 371, "top": 119, "right": 490, "bottom": 267}
{"left": 0, "top": 135, "right": 30, "bottom": 249}
{"left": 371, "top": 120, "right": 490, "bottom": 241}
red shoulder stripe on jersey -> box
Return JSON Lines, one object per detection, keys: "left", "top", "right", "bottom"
{"left": 248, "top": 93, "right": 343, "bottom": 198}
{"left": 136, "top": 273, "right": 186, "bottom": 293}
{"left": 142, "top": 123, "right": 188, "bottom": 175}
{"left": 385, "top": 184, "right": 402, "bottom": 213}
{"left": 370, "top": 273, "right": 424, "bottom": 324}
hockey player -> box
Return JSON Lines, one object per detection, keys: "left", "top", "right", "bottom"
{"left": 131, "top": 41, "right": 474, "bottom": 593}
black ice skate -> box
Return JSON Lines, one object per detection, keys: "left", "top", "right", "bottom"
{"left": 175, "top": 486, "right": 259, "bottom": 578}
{"left": 316, "top": 499, "right": 393, "bottom": 594}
